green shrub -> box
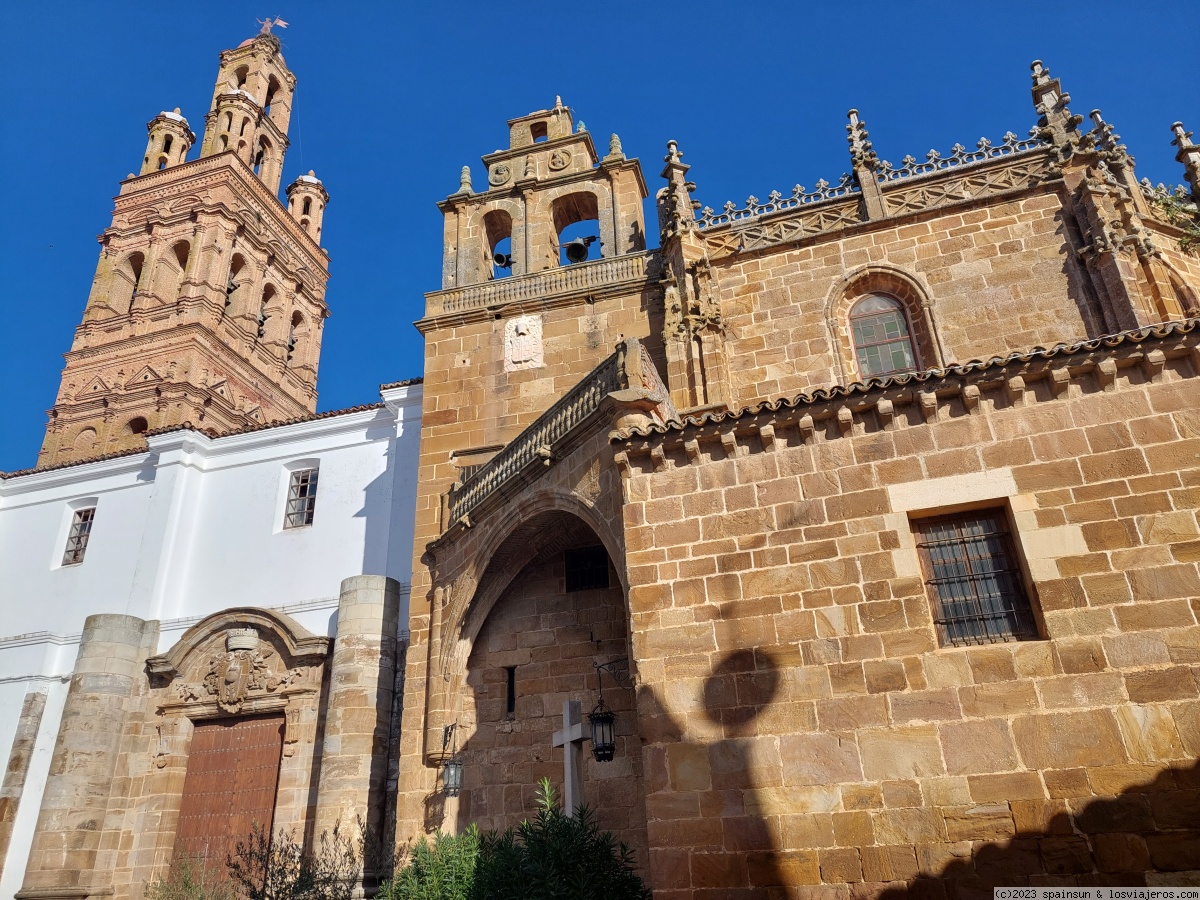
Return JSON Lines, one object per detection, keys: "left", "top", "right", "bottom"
{"left": 381, "top": 826, "right": 479, "bottom": 900}
{"left": 146, "top": 856, "right": 236, "bottom": 900}
{"left": 225, "top": 822, "right": 361, "bottom": 900}
{"left": 471, "top": 778, "right": 651, "bottom": 900}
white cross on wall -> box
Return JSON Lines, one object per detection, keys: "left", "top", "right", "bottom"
{"left": 550, "top": 699, "right": 585, "bottom": 817}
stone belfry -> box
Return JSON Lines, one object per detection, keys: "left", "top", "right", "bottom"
{"left": 38, "top": 23, "right": 330, "bottom": 468}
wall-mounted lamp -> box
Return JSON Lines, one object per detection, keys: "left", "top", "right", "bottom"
{"left": 439, "top": 723, "right": 463, "bottom": 797}
{"left": 589, "top": 659, "right": 626, "bottom": 762}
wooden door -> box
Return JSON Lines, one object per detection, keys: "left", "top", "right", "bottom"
{"left": 173, "top": 713, "right": 285, "bottom": 872}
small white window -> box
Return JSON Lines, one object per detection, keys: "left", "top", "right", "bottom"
{"left": 283, "top": 468, "right": 319, "bottom": 529}
{"left": 62, "top": 507, "right": 96, "bottom": 566}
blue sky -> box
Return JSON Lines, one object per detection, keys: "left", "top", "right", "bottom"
{"left": 0, "top": 0, "right": 1195, "bottom": 471}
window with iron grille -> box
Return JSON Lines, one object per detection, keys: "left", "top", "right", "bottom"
{"left": 284, "top": 468, "right": 319, "bottom": 529}
{"left": 914, "top": 510, "right": 1039, "bottom": 647}
{"left": 565, "top": 546, "right": 610, "bottom": 593}
{"left": 62, "top": 507, "right": 96, "bottom": 566}
{"left": 850, "top": 294, "right": 918, "bottom": 378}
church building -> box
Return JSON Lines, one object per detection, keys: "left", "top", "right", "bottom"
{"left": 0, "top": 28, "right": 422, "bottom": 896}
{"left": 2, "top": 24, "right": 1200, "bottom": 899}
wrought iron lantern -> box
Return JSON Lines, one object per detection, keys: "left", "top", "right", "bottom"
{"left": 588, "top": 700, "right": 616, "bottom": 762}
{"left": 439, "top": 723, "right": 464, "bottom": 797}
{"left": 440, "top": 754, "right": 464, "bottom": 797}
{"left": 588, "top": 660, "right": 622, "bottom": 762}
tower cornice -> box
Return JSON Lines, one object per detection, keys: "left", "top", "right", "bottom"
{"left": 114, "top": 152, "right": 328, "bottom": 270}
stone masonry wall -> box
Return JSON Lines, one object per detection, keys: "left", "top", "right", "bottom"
{"left": 618, "top": 337, "right": 1200, "bottom": 896}
{"left": 456, "top": 537, "right": 648, "bottom": 867}
{"left": 713, "top": 190, "right": 1097, "bottom": 406}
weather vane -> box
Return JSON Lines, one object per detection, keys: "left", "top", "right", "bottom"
{"left": 257, "top": 16, "right": 289, "bottom": 34}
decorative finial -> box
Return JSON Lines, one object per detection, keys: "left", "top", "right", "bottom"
{"left": 1172, "top": 121, "right": 1200, "bottom": 200}
{"left": 846, "top": 109, "right": 878, "bottom": 170}
{"left": 1173, "top": 121, "right": 1196, "bottom": 151}
{"left": 608, "top": 133, "right": 624, "bottom": 159}
{"left": 1029, "top": 60, "right": 1083, "bottom": 158}
{"left": 554, "top": 95, "right": 563, "bottom": 111}
{"left": 576, "top": 121, "right": 587, "bottom": 133}
{"left": 1089, "top": 109, "right": 1129, "bottom": 164}
{"left": 458, "top": 165, "right": 472, "bottom": 194}
{"left": 257, "top": 16, "right": 289, "bottom": 34}
{"left": 665, "top": 140, "right": 683, "bottom": 164}
{"left": 307, "top": 169, "right": 316, "bottom": 177}
{"left": 173, "top": 107, "right": 181, "bottom": 115}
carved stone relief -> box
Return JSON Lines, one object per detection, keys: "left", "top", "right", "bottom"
{"left": 548, "top": 149, "right": 571, "bottom": 172}
{"left": 173, "top": 627, "right": 303, "bottom": 714}
{"left": 504, "top": 315, "right": 544, "bottom": 372}
{"left": 489, "top": 164, "right": 512, "bottom": 187}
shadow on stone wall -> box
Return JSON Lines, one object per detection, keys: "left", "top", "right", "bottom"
{"left": 877, "top": 759, "right": 1200, "bottom": 900}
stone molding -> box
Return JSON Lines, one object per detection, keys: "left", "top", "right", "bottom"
{"left": 696, "top": 148, "right": 1056, "bottom": 260}
{"left": 614, "top": 319, "right": 1199, "bottom": 473}
{"left": 420, "top": 249, "right": 662, "bottom": 326}
{"left": 113, "top": 152, "right": 326, "bottom": 271}
{"left": 146, "top": 606, "right": 329, "bottom": 684}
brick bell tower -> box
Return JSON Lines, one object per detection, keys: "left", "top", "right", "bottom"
{"left": 38, "top": 22, "right": 330, "bottom": 468}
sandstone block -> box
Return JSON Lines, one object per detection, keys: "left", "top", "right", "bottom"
{"left": 1038, "top": 836, "right": 1095, "bottom": 874}
{"left": 860, "top": 726, "right": 944, "bottom": 780}
{"left": 872, "top": 807, "right": 944, "bottom": 845}
{"left": 746, "top": 849, "right": 821, "bottom": 886}
{"left": 1146, "top": 833, "right": 1200, "bottom": 871}
{"left": 940, "top": 719, "right": 1018, "bottom": 775}
{"left": 781, "top": 733, "right": 863, "bottom": 786}
{"left": 1115, "top": 704, "right": 1186, "bottom": 762}
{"left": 1012, "top": 710, "right": 1126, "bottom": 769}
{"left": 967, "top": 772, "right": 1045, "bottom": 803}
{"left": 1011, "top": 799, "right": 1072, "bottom": 835}
{"left": 1092, "top": 833, "right": 1152, "bottom": 873}
{"left": 942, "top": 804, "right": 1015, "bottom": 842}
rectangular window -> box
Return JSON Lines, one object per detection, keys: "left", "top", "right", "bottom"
{"left": 914, "top": 510, "right": 1038, "bottom": 647}
{"left": 61, "top": 507, "right": 96, "bottom": 566}
{"left": 283, "top": 468, "right": 319, "bottom": 529}
{"left": 505, "top": 666, "right": 516, "bottom": 719}
{"left": 565, "top": 546, "right": 610, "bottom": 593}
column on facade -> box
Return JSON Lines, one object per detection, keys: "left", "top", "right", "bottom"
{"left": 17, "top": 614, "right": 155, "bottom": 898}
{"left": 314, "top": 576, "right": 401, "bottom": 878}
{"left": 0, "top": 690, "right": 48, "bottom": 868}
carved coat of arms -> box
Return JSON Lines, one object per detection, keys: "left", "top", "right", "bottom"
{"left": 179, "top": 628, "right": 301, "bottom": 714}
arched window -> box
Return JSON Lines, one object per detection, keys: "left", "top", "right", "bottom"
{"left": 302, "top": 197, "right": 312, "bottom": 216}
{"left": 287, "top": 310, "right": 303, "bottom": 362}
{"left": 163, "top": 135, "right": 173, "bottom": 154}
{"left": 849, "top": 295, "right": 918, "bottom": 378}
{"left": 124, "top": 252, "right": 145, "bottom": 311}
{"left": 484, "top": 208, "right": 514, "bottom": 279}
{"left": 257, "top": 285, "right": 276, "bottom": 338}
{"left": 126, "top": 416, "right": 149, "bottom": 435}
{"left": 550, "top": 192, "right": 601, "bottom": 267}
{"left": 225, "top": 254, "right": 245, "bottom": 316}
{"left": 264, "top": 77, "right": 280, "bottom": 115}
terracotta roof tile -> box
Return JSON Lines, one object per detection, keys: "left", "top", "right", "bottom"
{"left": 380, "top": 377, "right": 424, "bottom": 389}
{"left": 2, "top": 400, "right": 396, "bottom": 480}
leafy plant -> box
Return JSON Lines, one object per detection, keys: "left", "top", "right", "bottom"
{"left": 380, "top": 826, "right": 479, "bottom": 900}
{"left": 226, "top": 822, "right": 361, "bottom": 900}
{"left": 146, "top": 856, "right": 236, "bottom": 900}
{"left": 1151, "top": 192, "right": 1200, "bottom": 253}
{"left": 471, "top": 778, "right": 651, "bottom": 900}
